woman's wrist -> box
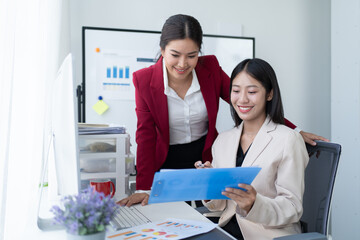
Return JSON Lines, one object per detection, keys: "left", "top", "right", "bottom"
{"left": 135, "top": 190, "right": 151, "bottom": 195}
{"left": 294, "top": 127, "right": 302, "bottom": 133}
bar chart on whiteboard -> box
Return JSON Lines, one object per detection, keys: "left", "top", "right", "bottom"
{"left": 96, "top": 52, "right": 135, "bottom": 100}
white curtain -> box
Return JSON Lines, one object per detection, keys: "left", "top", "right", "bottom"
{"left": 0, "top": 0, "right": 64, "bottom": 239}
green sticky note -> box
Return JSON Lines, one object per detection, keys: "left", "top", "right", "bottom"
{"left": 92, "top": 100, "right": 109, "bottom": 115}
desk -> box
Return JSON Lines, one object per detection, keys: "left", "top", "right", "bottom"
{"left": 25, "top": 201, "right": 235, "bottom": 239}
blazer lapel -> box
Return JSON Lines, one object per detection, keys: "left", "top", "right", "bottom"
{"left": 229, "top": 126, "right": 243, "bottom": 166}
{"left": 150, "top": 58, "right": 169, "bottom": 142}
{"left": 243, "top": 117, "right": 276, "bottom": 167}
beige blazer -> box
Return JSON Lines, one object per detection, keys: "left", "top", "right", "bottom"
{"left": 203, "top": 116, "right": 309, "bottom": 240}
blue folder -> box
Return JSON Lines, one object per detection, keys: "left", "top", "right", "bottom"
{"left": 148, "top": 167, "right": 261, "bottom": 204}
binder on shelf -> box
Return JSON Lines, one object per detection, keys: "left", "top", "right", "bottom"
{"left": 78, "top": 123, "right": 126, "bottom": 135}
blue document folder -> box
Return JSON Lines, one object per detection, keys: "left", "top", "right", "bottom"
{"left": 148, "top": 167, "right": 261, "bottom": 204}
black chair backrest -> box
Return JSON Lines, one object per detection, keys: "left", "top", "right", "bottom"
{"left": 301, "top": 141, "right": 341, "bottom": 234}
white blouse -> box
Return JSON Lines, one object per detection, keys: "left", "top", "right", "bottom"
{"left": 162, "top": 60, "right": 208, "bottom": 145}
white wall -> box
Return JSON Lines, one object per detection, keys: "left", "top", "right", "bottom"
{"left": 331, "top": 0, "right": 360, "bottom": 239}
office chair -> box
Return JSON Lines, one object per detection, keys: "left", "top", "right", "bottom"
{"left": 273, "top": 141, "right": 341, "bottom": 240}
{"left": 197, "top": 141, "right": 341, "bottom": 240}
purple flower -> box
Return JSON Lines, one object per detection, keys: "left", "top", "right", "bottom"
{"left": 69, "top": 222, "right": 81, "bottom": 234}
{"left": 75, "top": 211, "right": 84, "bottom": 219}
{"left": 50, "top": 186, "right": 118, "bottom": 235}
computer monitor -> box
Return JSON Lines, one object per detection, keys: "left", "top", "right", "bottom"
{"left": 48, "top": 53, "right": 80, "bottom": 198}
{"left": 37, "top": 53, "right": 80, "bottom": 230}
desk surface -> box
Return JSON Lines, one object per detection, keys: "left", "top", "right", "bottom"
{"left": 25, "top": 201, "right": 235, "bottom": 239}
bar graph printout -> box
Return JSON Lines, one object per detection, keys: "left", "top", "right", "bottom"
{"left": 96, "top": 51, "right": 134, "bottom": 100}
{"left": 95, "top": 49, "right": 156, "bottom": 101}
{"left": 106, "top": 218, "right": 216, "bottom": 240}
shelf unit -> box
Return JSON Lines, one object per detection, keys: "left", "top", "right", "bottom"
{"left": 78, "top": 133, "right": 132, "bottom": 200}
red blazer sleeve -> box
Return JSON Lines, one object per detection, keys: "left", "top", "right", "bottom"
{"left": 132, "top": 71, "right": 158, "bottom": 190}
{"left": 284, "top": 118, "right": 296, "bottom": 129}
{"left": 199, "top": 55, "right": 230, "bottom": 104}
{"left": 217, "top": 60, "right": 230, "bottom": 104}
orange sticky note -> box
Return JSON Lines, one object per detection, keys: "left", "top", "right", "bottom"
{"left": 92, "top": 100, "right": 109, "bottom": 115}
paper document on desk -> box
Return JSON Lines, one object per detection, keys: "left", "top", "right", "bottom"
{"left": 148, "top": 167, "right": 261, "bottom": 204}
{"left": 106, "top": 218, "right": 216, "bottom": 240}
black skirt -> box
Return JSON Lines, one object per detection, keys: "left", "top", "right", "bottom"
{"left": 160, "top": 135, "right": 207, "bottom": 170}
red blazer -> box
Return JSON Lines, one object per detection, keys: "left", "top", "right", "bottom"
{"left": 132, "top": 55, "right": 296, "bottom": 190}
{"left": 133, "top": 55, "right": 230, "bottom": 190}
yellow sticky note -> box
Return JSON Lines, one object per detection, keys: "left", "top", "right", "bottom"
{"left": 92, "top": 100, "right": 109, "bottom": 115}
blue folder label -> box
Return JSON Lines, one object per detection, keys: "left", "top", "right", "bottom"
{"left": 148, "top": 167, "right": 261, "bottom": 204}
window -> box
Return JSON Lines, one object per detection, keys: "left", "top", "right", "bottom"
{"left": 0, "top": 0, "right": 66, "bottom": 239}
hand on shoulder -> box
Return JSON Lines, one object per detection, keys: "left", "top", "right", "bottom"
{"left": 299, "top": 131, "right": 330, "bottom": 146}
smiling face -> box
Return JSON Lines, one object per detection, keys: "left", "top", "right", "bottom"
{"left": 161, "top": 38, "right": 199, "bottom": 83}
{"left": 231, "top": 71, "right": 273, "bottom": 125}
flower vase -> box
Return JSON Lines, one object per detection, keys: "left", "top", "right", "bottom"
{"left": 66, "top": 231, "right": 106, "bottom": 240}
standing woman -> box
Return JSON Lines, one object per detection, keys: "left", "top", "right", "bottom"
{"left": 119, "top": 14, "right": 230, "bottom": 206}
{"left": 119, "top": 14, "right": 326, "bottom": 207}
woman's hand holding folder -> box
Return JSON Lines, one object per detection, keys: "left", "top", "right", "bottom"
{"left": 194, "top": 161, "right": 213, "bottom": 169}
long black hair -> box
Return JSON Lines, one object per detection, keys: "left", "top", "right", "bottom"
{"left": 230, "top": 58, "right": 285, "bottom": 127}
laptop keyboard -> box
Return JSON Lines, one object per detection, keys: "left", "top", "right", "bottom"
{"left": 110, "top": 206, "right": 151, "bottom": 231}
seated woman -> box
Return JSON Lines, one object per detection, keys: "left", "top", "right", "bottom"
{"left": 195, "top": 58, "right": 309, "bottom": 240}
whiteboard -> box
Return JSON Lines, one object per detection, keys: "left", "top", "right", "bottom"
{"left": 82, "top": 27, "right": 254, "bottom": 158}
